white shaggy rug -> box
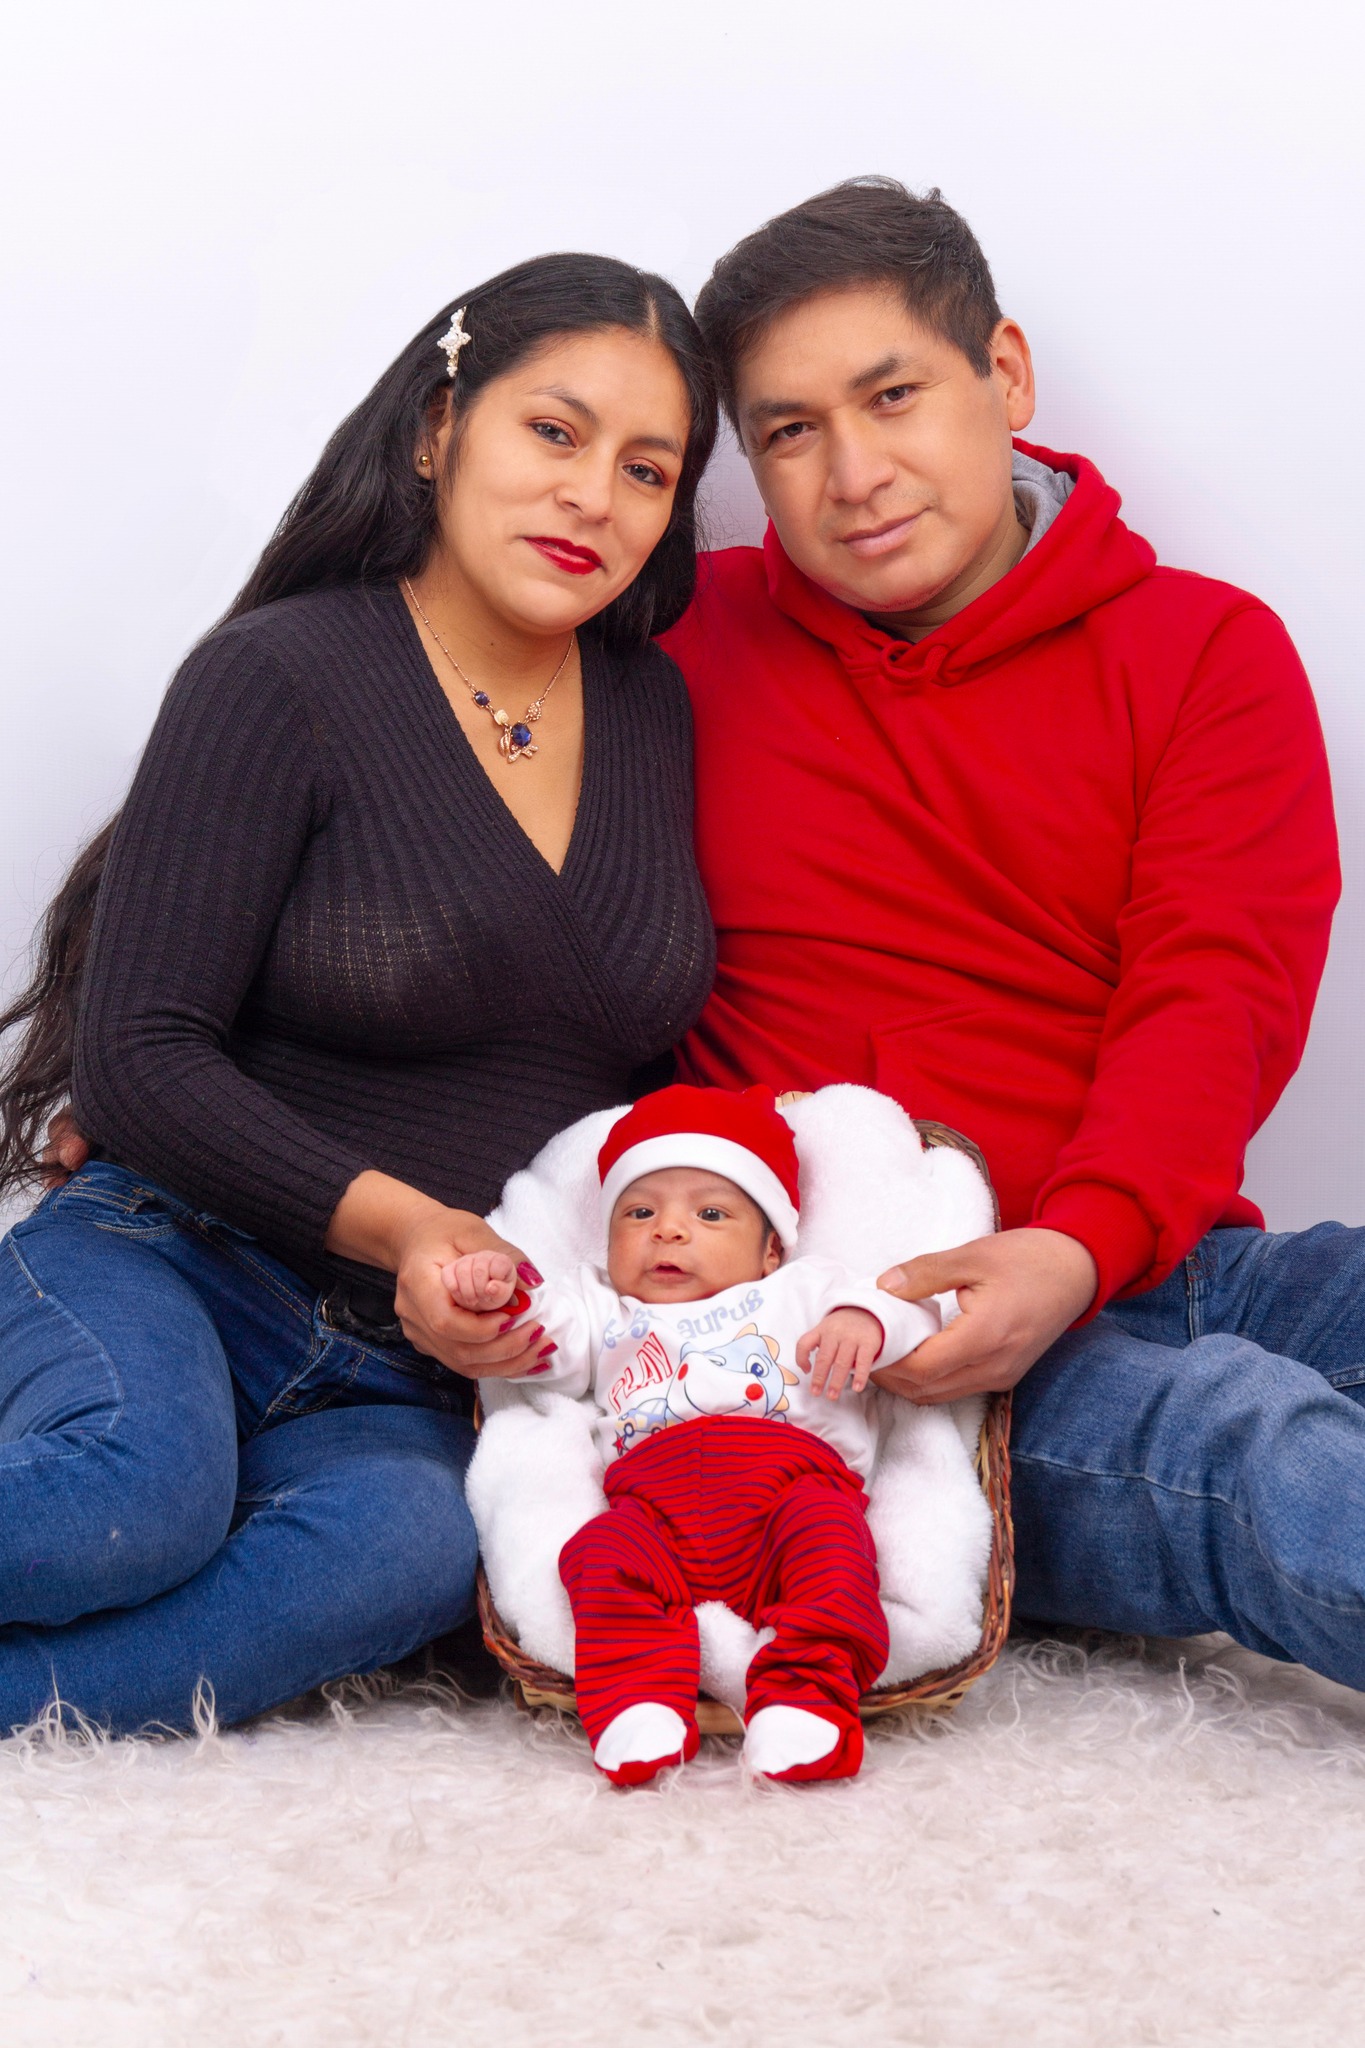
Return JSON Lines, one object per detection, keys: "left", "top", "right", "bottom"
{"left": 5, "top": 1633, "right": 1365, "bottom": 2046}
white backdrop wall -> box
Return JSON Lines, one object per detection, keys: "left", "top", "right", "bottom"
{"left": 2, "top": 0, "right": 1361, "bottom": 1228}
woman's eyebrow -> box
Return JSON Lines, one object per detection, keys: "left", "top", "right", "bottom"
{"left": 529, "top": 386, "right": 682, "bottom": 457}
{"left": 530, "top": 384, "right": 600, "bottom": 425}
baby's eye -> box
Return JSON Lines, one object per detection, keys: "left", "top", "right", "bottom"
{"left": 698, "top": 1207, "right": 725, "bottom": 1223}
{"left": 625, "top": 1206, "right": 654, "bottom": 1220}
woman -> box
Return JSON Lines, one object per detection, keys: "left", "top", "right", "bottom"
{"left": 0, "top": 254, "right": 718, "bottom": 1734}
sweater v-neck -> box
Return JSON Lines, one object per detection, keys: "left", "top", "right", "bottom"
{"left": 383, "top": 579, "right": 597, "bottom": 886}
{"left": 74, "top": 578, "right": 716, "bottom": 1289}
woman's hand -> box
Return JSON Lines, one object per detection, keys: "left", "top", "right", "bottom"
{"left": 393, "top": 1210, "right": 549, "bottom": 1379}
{"left": 870, "top": 1227, "right": 1098, "bottom": 1405}
{"left": 326, "top": 1169, "right": 548, "bottom": 1380}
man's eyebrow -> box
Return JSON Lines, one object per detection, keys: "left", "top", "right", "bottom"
{"left": 528, "top": 386, "right": 682, "bottom": 458}
{"left": 744, "top": 353, "right": 921, "bottom": 427}
{"left": 745, "top": 395, "right": 811, "bottom": 426}
{"left": 847, "top": 351, "right": 915, "bottom": 393}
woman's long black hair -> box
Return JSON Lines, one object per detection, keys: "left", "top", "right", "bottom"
{"left": 0, "top": 253, "right": 718, "bottom": 1199}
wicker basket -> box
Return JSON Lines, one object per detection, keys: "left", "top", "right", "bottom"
{"left": 476, "top": 1115, "right": 1013, "bottom": 1732}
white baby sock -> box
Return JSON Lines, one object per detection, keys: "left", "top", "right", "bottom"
{"left": 594, "top": 1703, "right": 691, "bottom": 1781}
{"left": 743, "top": 1704, "right": 841, "bottom": 1778}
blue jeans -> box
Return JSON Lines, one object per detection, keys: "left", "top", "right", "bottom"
{"left": 0, "top": 1162, "right": 478, "bottom": 1733}
{"left": 1012, "top": 1223, "right": 1365, "bottom": 1686}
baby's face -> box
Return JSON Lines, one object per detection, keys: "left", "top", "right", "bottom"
{"left": 607, "top": 1168, "right": 783, "bottom": 1303}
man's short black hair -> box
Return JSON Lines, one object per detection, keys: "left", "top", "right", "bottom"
{"left": 695, "top": 176, "right": 1003, "bottom": 429}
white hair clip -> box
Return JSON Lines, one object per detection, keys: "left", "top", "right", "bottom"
{"left": 438, "top": 307, "right": 472, "bottom": 379}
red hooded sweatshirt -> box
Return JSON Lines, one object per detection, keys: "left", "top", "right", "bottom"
{"left": 661, "top": 442, "right": 1340, "bottom": 1308}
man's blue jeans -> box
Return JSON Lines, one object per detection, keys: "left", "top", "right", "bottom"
{"left": 0, "top": 1162, "right": 478, "bottom": 1734}
{"left": 1012, "top": 1223, "right": 1365, "bottom": 1686}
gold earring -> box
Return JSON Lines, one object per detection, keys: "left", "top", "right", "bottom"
{"left": 419, "top": 453, "right": 431, "bottom": 468}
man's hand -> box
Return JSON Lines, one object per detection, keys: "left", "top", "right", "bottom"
{"left": 871, "top": 1227, "right": 1098, "bottom": 1404}
{"left": 796, "top": 1305, "right": 884, "bottom": 1400}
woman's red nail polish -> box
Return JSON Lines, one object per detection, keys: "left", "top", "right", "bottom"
{"left": 518, "top": 1262, "right": 544, "bottom": 1288}
{"left": 538, "top": 1342, "right": 557, "bottom": 1358}
{"left": 526, "top": 1361, "right": 552, "bottom": 1376}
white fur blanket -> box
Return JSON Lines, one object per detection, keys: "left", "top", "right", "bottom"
{"left": 468, "top": 1084, "right": 996, "bottom": 1707}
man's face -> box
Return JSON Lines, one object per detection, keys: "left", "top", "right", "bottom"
{"left": 734, "top": 286, "right": 1035, "bottom": 629}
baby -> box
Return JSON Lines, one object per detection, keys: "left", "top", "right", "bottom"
{"left": 445, "top": 1085, "right": 939, "bottom": 1786}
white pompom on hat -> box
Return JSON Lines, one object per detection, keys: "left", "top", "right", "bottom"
{"left": 597, "top": 1084, "right": 801, "bottom": 1250}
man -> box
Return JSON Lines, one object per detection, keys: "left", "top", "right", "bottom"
{"left": 662, "top": 178, "right": 1365, "bottom": 1686}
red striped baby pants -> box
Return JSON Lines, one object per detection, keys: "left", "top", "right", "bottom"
{"left": 559, "top": 1417, "right": 888, "bottom": 1772}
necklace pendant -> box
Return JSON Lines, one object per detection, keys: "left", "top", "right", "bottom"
{"left": 500, "top": 721, "right": 537, "bottom": 762}
{"left": 400, "top": 578, "right": 569, "bottom": 770}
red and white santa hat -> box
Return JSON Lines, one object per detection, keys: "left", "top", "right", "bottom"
{"left": 597, "top": 1084, "right": 801, "bottom": 1250}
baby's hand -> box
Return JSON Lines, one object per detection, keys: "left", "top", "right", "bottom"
{"left": 441, "top": 1249, "right": 520, "bottom": 1313}
{"left": 796, "top": 1306, "right": 884, "bottom": 1400}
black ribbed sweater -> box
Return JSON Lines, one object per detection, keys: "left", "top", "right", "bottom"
{"left": 72, "top": 582, "right": 716, "bottom": 1293}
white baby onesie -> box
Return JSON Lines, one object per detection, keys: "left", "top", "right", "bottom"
{"left": 515, "top": 1257, "right": 939, "bottom": 1480}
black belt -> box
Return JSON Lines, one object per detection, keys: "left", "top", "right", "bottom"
{"left": 320, "top": 1277, "right": 406, "bottom": 1346}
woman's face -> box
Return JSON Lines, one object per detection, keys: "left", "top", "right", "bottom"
{"left": 428, "top": 326, "right": 691, "bottom": 635}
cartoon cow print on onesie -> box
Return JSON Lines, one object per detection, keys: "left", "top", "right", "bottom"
{"left": 665, "top": 1324, "right": 799, "bottom": 1425}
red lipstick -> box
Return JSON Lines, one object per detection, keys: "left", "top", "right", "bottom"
{"left": 525, "top": 535, "right": 603, "bottom": 577}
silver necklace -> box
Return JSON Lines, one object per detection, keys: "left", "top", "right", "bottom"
{"left": 404, "top": 578, "right": 574, "bottom": 764}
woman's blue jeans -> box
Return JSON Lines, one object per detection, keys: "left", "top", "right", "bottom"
{"left": 0, "top": 1162, "right": 477, "bottom": 1734}
{"left": 1012, "top": 1223, "right": 1365, "bottom": 1687}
